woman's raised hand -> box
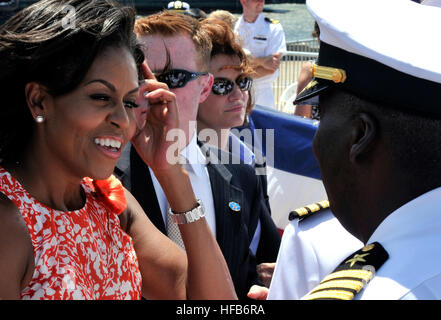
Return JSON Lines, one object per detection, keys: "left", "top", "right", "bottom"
{"left": 131, "top": 62, "right": 182, "bottom": 173}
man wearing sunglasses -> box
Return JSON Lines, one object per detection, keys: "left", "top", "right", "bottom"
{"left": 197, "top": 18, "right": 282, "bottom": 291}
{"left": 115, "top": 11, "right": 279, "bottom": 299}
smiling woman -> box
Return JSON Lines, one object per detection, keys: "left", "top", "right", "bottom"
{"left": 32, "top": 46, "right": 140, "bottom": 181}
{"left": 0, "top": 0, "right": 236, "bottom": 300}
{"left": 0, "top": 0, "right": 143, "bottom": 167}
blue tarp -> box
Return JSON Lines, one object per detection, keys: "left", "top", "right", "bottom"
{"left": 245, "top": 105, "right": 322, "bottom": 180}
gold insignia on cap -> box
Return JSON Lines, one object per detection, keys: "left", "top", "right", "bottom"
{"left": 312, "top": 64, "right": 347, "bottom": 83}
{"left": 297, "top": 80, "right": 318, "bottom": 97}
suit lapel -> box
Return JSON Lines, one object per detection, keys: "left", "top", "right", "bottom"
{"left": 201, "top": 142, "right": 244, "bottom": 274}
{"left": 129, "top": 145, "right": 166, "bottom": 234}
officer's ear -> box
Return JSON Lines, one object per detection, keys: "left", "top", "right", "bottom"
{"left": 349, "top": 112, "right": 378, "bottom": 164}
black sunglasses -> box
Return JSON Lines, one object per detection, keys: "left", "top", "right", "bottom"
{"left": 212, "top": 76, "right": 253, "bottom": 96}
{"left": 155, "top": 69, "right": 208, "bottom": 89}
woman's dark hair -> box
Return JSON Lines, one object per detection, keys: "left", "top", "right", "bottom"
{"left": 0, "top": 0, "right": 144, "bottom": 163}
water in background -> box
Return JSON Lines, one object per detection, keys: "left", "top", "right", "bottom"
{"left": 232, "top": 3, "right": 315, "bottom": 43}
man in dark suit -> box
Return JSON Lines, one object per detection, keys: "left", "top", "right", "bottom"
{"left": 115, "top": 11, "right": 280, "bottom": 299}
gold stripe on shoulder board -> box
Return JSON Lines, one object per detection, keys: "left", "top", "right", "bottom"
{"left": 288, "top": 200, "right": 330, "bottom": 221}
{"left": 264, "top": 17, "right": 280, "bottom": 24}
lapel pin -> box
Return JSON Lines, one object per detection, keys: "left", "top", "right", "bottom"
{"left": 229, "top": 201, "right": 241, "bottom": 212}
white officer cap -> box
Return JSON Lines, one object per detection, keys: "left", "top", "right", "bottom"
{"left": 167, "top": 1, "right": 190, "bottom": 11}
{"left": 295, "top": 0, "right": 441, "bottom": 117}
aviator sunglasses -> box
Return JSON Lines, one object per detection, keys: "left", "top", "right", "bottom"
{"left": 212, "top": 76, "right": 253, "bottom": 96}
{"left": 155, "top": 69, "right": 208, "bottom": 89}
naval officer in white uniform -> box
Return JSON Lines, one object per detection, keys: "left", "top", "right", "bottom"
{"left": 246, "top": 0, "right": 441, "bottom": 301}
{"left": 250, "top": 0, "right": 441, "bottom": 301}
{"left": 292, "top": 0, "right": 441, "bottom": 300}
{"left": 234, "top": 0, "right": 286, "bottom": 109}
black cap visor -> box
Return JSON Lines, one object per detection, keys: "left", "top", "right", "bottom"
{"left": 294, "top": 42, "right": 441, "bottom": 118}
{"left": 294, "top": 78, "right": 334, "bottom": 105}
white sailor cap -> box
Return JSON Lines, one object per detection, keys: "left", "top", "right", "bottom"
{"left": 295, "top": 0, "right": 441, "bottom": 118}
{"left": 167, "top": 1, "right": 190, "bottom": 11}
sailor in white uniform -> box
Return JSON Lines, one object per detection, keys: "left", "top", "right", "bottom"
{"left": 290, "top": 0, "right": 441, "bottom": 300}
{"left": 234, "top": 0, "right": 286, "bottom": 109}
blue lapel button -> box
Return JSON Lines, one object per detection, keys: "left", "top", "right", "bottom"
{"left": 229, "top": 201, "right": 241, "bottom": 212}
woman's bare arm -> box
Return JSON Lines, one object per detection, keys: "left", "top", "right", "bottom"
{"left": 0, "top": 193, "right": 34, "bottom": 299}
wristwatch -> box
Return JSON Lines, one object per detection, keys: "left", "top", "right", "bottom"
{"left": 169, "top": 199, "right": 205, "bottom": 224}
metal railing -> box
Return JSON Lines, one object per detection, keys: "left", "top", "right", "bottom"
{"left": 273, "top": 39, "right": 319, "bottom": 112}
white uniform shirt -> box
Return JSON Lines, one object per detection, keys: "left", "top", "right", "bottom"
{"left": 356, "top": 186, "right": 441, "bottom": 300}
{"left": 267, "top": 208, "right": 363, "bottom": 299}
{"left": 235, "top": 13, "right": 286, "bottom": 109}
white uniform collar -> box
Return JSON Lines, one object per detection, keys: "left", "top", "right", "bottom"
{"left": 361, "top": 186, "right": 441, "bottom": 299}
{"left": 368, "top": 186, "right": 441, "bottom": 245}
{"left": 241, "top": 12, "right": 264, "bottom": 25}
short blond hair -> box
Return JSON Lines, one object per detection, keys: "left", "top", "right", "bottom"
{"left": 208, "top": 10, "right": 237, "bottom": 30}
{"left": 135, "top": 11, "right": 212, "bottom": 70}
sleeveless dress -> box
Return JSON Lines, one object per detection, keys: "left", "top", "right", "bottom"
{"left": 0, "top": 167, "right": 142, "bottom": 300}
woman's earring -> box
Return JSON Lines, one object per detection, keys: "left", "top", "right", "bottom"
{"left": 35, "top": 115, "right": 44, "bottom": 123}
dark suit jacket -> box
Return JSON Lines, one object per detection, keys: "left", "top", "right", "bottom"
{"left": 114, "top": 143, "right": 281, "bottom": 299}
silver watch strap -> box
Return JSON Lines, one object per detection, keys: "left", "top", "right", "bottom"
{"left": 169, "top": 199, "right": 205, "bottom": 224}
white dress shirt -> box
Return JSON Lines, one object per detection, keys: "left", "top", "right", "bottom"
{"left": 150, "top": 132, "right": 217, "bottom": 236}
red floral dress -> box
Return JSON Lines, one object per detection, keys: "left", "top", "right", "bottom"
{"left": 0, "top": 167, "right": 142, "bottom": 299}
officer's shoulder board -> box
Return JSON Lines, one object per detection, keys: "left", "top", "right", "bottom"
{"left": 265, "top": 17, "right": 280, "bottom": 24}
{"left": 288, "top": 200, "right": 330, "bottom": 222}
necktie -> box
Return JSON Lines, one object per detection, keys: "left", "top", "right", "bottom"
{"left": 166, "top": 205, "right": 185, "bottom": 251}
{"left": 303, "top": 242, "right": 388, "bottom": 300}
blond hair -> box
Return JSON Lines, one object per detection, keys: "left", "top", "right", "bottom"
{"left": 208, "top": 10, "right": 237, "bottom": 30}
{"left": 135, "top": 11, "right": 212, "bottom": 70}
